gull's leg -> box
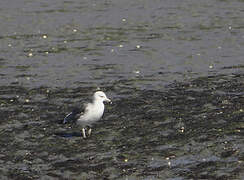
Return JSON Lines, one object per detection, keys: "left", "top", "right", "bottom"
{"left": 82, "top": 128, "right": 86, "bottom": 138}
{"left": 87, "top": 128, "right": 92, "bottom": 137}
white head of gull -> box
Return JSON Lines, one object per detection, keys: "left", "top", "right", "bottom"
{"left": 63, "top": 91, "right": 111, "bottom": 138}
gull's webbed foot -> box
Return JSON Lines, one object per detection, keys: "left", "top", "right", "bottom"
{"left": 81, "top": 127, "right": 92, "bottom": 138}
{"left": 82, "top": 128, "right": 86, "bottom": 138}
{"left": 87, "top": 128, "right": 92, "bottom": 137}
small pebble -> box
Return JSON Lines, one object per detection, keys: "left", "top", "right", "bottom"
{"left": 180, "top": 127, "right": 184, "bottom": 133}
{"left": 133, "top": 70, "right": 140, "bottom": 74}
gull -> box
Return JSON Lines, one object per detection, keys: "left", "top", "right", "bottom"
{"left": 63, "top": 91, "right": 111, "bottom": 138}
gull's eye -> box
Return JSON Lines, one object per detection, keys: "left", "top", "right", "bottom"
{"left": 99, "top": 95, "right": 104, "bottom": 98}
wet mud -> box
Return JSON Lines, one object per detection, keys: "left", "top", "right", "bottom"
{"left": 0, "top": 74, "right": 244, "bottom": 179}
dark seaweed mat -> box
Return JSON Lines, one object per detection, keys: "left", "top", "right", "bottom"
{"left": 0, "top": 74, "right": 244, "bottom": 179}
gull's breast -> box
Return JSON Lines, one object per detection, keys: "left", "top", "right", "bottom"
{"left": 79, "top": 102, "right": 104, "bottom": 123}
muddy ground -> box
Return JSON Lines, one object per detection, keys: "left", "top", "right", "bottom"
{"left": 0, "top": 73, "right": 244, "bottom": 179}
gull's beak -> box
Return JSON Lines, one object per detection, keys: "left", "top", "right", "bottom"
{"left": 105, "top": 97, "right": 112, "bottom": 104}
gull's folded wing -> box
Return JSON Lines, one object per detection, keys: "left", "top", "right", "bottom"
{"left": 63, "top": 107, "right": 82, "bottom": 124}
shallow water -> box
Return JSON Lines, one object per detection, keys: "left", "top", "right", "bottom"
{"left": 1, "top": 0, "right": 244, "bottom": 89}
{"left": 0, "top": 0, "right": 244, "bottom": 179}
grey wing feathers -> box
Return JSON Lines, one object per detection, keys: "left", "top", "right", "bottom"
{"left": 63, "top": 107, "right": 82, "bottom": 124}
{"left": 63, "top": 103, "right": 88, "bottom": 124}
